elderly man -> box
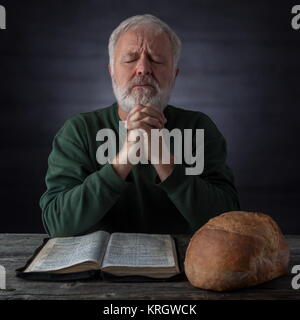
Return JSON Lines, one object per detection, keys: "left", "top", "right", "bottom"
{"left": 40, "top": 14, "right": 240, "bottom": 237}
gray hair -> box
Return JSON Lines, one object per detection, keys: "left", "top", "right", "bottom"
{"left": 108, "top": 14, "right": 181, "bottom": 73}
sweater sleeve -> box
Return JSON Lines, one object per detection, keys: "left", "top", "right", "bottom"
{"left": 156, "top": 117, "right": 241, "bottom": 233}
{"left": 39, "top": 116, "right": 131, "bottom": 237}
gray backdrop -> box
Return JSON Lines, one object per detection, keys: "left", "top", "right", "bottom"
{"left": 0, "top": 0, "right": 299, "bottom": 233}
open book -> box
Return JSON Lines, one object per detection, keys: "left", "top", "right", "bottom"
{"left": 17, "top": 231, "right": 181, "bottom": 281}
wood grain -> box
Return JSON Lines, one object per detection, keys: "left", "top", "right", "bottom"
{"left": 0, "top": 234, "right": 299, "bottom": 300}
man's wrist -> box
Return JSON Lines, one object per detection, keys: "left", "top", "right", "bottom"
{"left": 111, "top": 154, "right": 133, "bottom": 180}
{"left": 152, "top": 154, "right": 175, "bottom": 182}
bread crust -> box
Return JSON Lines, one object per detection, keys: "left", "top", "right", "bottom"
{"left": 184, "top": 211, "right": 290, "bottom": 291}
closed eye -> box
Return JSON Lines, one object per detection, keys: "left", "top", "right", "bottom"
{"left": 149, "top": 57, "right": 163, "bottom": 64}
{"left": 124, "top": 58, "right": 163, "bottom": 64}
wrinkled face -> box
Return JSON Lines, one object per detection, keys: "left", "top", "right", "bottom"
{"left": 109, "top": 25, "right": 178, "bottom": 113}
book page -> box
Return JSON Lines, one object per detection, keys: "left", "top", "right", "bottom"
{"left": 102, "top": 233, "right": 176, "bottom": 268}
{"left": 25, "top": 230, "right": 110, "bottom": 272}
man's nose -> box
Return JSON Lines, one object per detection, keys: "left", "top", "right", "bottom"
{"left": 135, "top": 56, "right": 152, "bottom": 76}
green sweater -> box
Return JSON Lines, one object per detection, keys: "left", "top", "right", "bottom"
{"left": 40, "top": 103, "right": 240, "bottom": 237}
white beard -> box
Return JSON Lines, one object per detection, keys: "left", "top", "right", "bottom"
{"left": 111, "top": 74, "right": 174, "bottom": 113}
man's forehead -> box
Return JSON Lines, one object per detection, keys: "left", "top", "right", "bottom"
{"left": 122, "top": 49, "right": 165, "bottom": 57}
{"left": 116, "top": 27, "right": 172, "bottom": 54}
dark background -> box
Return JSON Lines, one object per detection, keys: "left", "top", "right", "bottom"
{"left": 0, "top": 0, "right": 299, "bottom": 234}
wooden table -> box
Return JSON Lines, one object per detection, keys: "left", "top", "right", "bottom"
{"left": 0, "top": 234, "right": 299, "bottom": 300}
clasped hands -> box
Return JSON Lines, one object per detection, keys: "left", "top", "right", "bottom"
{"left": 116, "top": 104, "right": 170, "bottom": 164}
{"left": 112, "top": 105, "right": 174, "bottom": 181}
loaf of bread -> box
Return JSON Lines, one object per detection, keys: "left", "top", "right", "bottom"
{"left": 184, "top": 211, "right": 290, "bottom": 291}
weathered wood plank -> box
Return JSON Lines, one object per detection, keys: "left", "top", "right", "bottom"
{"left": 0, "top": 234, "right": 299, "bottom": 300}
